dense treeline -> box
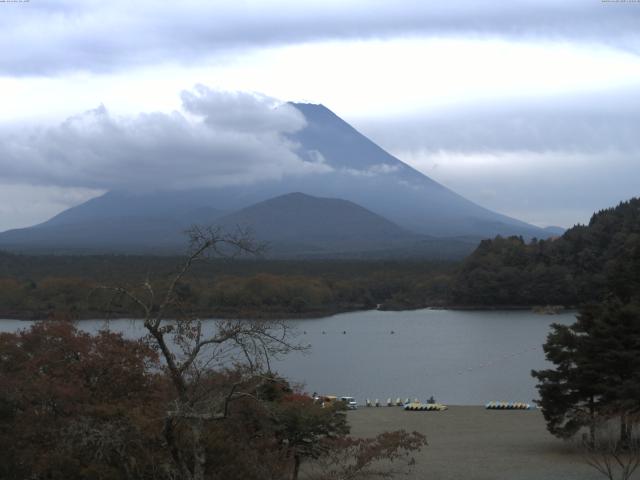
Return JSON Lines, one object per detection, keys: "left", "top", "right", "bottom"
{"left": 452, "top": 198, "right": 640, "bottom": 306}
{"left": 0, "top": 254, "right": 455, "bottom": 319}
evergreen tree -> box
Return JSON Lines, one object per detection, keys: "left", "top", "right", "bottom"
{"left": 532, "top": 296, "right": 640, "bottom": 445}
{"left": 532, "top": 320, "right": 601, "bottom": 442}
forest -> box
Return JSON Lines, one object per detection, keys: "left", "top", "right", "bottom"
{"left": 0, "top": 198, "right": 638, "bottom": 320}
{"left": 0, "top": 254, "right": 454, "bottom": 320}
{"left": 451, "top": 198, "right": 640, "bottom": 307}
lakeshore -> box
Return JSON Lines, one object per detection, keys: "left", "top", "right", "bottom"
{"left": 347, "top": 406, "right": 601, "bottom": 480}
{"left": 0, "top": 304, "right": 569, "bottom": 322}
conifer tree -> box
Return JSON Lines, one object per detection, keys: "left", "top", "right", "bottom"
{"left": 533, "top": 296, "right": 640, "bottom": 446}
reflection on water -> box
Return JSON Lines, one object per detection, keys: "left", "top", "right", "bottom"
{"left": 0, "top": 309, "right": 575, "bottom": 405}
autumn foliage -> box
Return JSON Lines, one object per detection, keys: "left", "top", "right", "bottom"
{"left": 0, "top": 321, "right": 425, "bottom": 480}
{"left": 0, "top": 321, "right": 165, "bottom": 479}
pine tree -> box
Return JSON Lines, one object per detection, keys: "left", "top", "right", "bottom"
{"left": 532, "top": 296, "right": 640, "bottom": 445}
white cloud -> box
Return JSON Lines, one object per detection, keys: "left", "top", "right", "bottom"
{"left": 2, "top": 0, "right": 638, "bottom": 75}
{"left": 0, "top": 86, "right": 332, "bottom": 192}
{"left": 340, "top": 163, "right": 401, "bottom": 177}
{"left": 3, "top": 37, "right": 640, "bottom": 125}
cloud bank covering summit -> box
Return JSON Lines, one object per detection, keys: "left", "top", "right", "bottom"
{"left": 0, "top": 97, "right": 550, "bottom": 256}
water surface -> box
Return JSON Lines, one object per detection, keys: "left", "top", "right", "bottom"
{"left": 0, "top": 309, "right": 575, "bottom": 405}
{"left": 285, "top": 309, "right": 577, "bottom": 405}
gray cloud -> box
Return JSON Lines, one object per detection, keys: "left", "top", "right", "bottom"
{"left": 355, "top": 86, "right": 640, "bottom": 154}
{"left": 0, "top": 86, "right": 331, "bottom": 191}
{"left": 403, "top": 149, "right": 639, "bottom": 227}
{"left": 0, "top": 183, "right": 102, "bottom": 232}
{"left": 2, "top": 0, "right": 639, "bottom": 75}
{"left": 353, "top": 87, "right": 640, "bottom": 227}
{"left": 181, "top": 87, "right": 303, "bottom": 134}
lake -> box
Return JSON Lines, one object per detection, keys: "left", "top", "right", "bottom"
{"left": 0, "top": 309, "right": 575, "bottom": 405}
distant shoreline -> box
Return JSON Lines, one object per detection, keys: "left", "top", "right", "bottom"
{"left": 0, "top": 304, "right": 575, "bottom": 322}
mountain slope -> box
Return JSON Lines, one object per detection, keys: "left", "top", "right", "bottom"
{"left": 286, "top": 103, "right": 544, "bottom": 237}
{"left": 0, "top": 204, "right": 225, "bottom": 254}
{"left": 0, "top": 103, "right": 548, "bottom": 255}
{"left": 215, "top": 192, "right": 415, "bottom": 255}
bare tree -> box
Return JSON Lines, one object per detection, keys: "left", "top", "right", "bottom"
{"left": 580, "top": 416, "right": 640, "bottom": 480}
{"left": 98, "top": 226, "right": 305, "bottom": 480}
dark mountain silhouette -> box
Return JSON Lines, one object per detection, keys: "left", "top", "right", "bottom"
{"left": 218, "top": 192, "right": 409, "bottom": 244}
{"left": 0, "top": 192, "right": 478, "bottom": 258}
{"left": 0, "top": 207, "right": 225, "bottom": 254}
{"left": 214, "top": 192, "right": 476, "bottom": 257}
{"left": 0, "top": 103, "right": 549, "bottom": 256}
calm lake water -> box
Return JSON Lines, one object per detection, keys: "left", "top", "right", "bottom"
{"left": 0, "top": 309, "right": 575, "bottom": 405}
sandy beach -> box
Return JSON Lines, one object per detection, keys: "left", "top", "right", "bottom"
{"left": 347, "top": 406, "right": 606, "bottom": 480}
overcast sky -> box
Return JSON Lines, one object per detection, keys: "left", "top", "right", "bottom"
{"left": 1, "top": 0, "right": 639, "bottom": 231}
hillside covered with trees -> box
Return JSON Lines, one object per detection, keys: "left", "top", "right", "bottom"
{"left": 451, "top": 197, "right": 640, "bottom": 307}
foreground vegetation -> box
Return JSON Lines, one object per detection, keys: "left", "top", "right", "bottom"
{"left": 0, "top": 322, "right": 425, "bottom": 480}
{"left": 532, "top": 295, "right": 640, "bottom": 480}
{"left": 0, "top": 228, "right": 426, "bottom": 480}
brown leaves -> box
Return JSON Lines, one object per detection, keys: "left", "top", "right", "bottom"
{"left": 0, "top": 321, "right": 164, "bottom": 479}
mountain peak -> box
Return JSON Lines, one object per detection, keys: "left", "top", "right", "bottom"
{"left": 0, "top": 103, "right": 550, "bottom": 254}
{"left": 289, "top": 102, "right": 332, "bottom": 113}
{"left": 276, "top": 191, "right": 312, "bottom": 200}
{"left": 289, "top": 102, "right": 344, "bottom": 128}
{"left": 265, "top": 191, "right": 342, "bottom": 204}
